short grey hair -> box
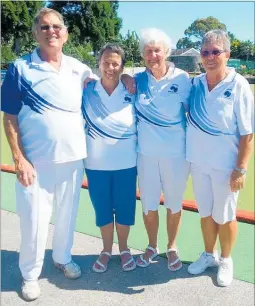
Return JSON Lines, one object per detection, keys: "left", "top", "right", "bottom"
{"left": 32, "top": 8, "right": 66, "bottom": 34}
{"left": 98, "top": 43, "right": 126, "bottom": 68}
{"left": 139, "top": 28, "right": 172, "bottom": 57}
{"left": 201, "top": 30, "right": 231, "bottom": 52}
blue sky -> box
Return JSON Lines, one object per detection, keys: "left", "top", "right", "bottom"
{"left": 118, "top": 1, "right": 254, "bottom": 47}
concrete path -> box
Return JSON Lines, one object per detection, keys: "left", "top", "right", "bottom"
{"left": 1, "top": 210, "right": 254, "bottom": 306}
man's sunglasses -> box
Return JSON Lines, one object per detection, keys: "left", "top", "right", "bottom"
{"left": 200, "top": 50, "right": 225, "bottom": 57}
{"left": 40, "top": 24, "right": 66, "bottom": 32}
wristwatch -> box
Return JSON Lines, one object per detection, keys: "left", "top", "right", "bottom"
{"left": 235, "top": 167, "right": 247, "bottom": 175}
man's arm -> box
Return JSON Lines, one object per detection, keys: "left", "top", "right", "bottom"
{"left": 3, "top": 113, "right": 35, "bottom": 187}
{"left": 121, "top": 74, "right": 136, "bottom": 95}
{"left": 230, "top": 134, "right": 253, "bottom": 192}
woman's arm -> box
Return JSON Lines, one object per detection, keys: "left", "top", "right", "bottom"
{"left": 230, "top": 134, "right": 253, "bottom": 192}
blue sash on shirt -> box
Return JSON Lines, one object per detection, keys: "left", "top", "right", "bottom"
{"left": 135, "top": 71, "right": 185, "bottom": 127}
{"left": 82, "top": 81, "right": 136, "bottom": 139}
{"left": 187, "top": 79, "right": 234, "bottom": 136}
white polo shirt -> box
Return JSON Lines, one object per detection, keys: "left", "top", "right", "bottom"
{"left": 83, "top": 80, "right": 137, "bottom": 170}
{"left": 135, "top": 64, "right": 191, "bottom": 158}
{"left": 186, "top": 68, "right": 254, "bottom": 170}
{"left": 1, "top": 49, "right": 96, "bottom": 164}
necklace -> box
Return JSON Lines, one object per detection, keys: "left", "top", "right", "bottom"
{"left": 206, "top": 72, "right": 228, "bottom": 85}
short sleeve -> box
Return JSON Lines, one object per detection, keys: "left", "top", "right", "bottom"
{"left": 181, "top": 74, "right": 192, "bottom": 111}
{"left": 1, "top": 63, "right": 23, "bottom": 115}
{"left": 81, "top": 64, "right": 99, "bottom": 82}
{"left": 234, "top": 80, "right": 254, "bottom": 136}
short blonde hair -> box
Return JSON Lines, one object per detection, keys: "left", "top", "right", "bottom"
{"left": 32, "top": 8, "right": 66, "bottom": 33}
{"left": 139, "top": 28, "right": 172, "bottom": 57}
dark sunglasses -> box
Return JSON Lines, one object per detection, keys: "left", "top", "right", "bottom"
{"left": 40, "top": 24, "right": 65, "bottom": 32}
{"left": 200, "top": 50, "right": 225, "bottom": 57}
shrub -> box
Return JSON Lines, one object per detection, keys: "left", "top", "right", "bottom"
{"left": 237, "top": 69, "right": 255, "bottom": 76}
{"left": 63, "top": 40, "right": 96, "bottom": 68}
{"left": 1, "top": 43, "right": 16, "bottom": 66}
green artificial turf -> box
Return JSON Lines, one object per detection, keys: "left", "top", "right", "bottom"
{"left": 1, "top": 171, "right": 254, "bottom": 283}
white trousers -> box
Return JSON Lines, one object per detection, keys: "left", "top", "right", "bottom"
{"left": 16, "top": 160, "right": 84, "bottom": 281}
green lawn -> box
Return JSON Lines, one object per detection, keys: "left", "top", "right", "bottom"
{"left": 1, "top": 87, "right": 254, "bottom": 211}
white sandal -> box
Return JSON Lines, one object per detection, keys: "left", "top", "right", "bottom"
{"left": 166, "top": 248, "right": 182, "bottom": 272}
{"left": 120, "top": 250, "right": 136, "bottom": 272}
{"left": 136, "top": 246, "right": 159, "bottom": 268}
{"left": 92, "top": 252, "right": 112, "bottom": 273}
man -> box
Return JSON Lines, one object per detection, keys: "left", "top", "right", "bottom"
{"left": 1, "top": 8, "right": 137, "bottom": 301}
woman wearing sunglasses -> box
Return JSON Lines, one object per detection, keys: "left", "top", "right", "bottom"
{"left": 186, "top": 30, "right": 254, "bottom": 286}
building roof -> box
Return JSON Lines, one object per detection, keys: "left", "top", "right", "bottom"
{"left": 171, "top": 48, "right": 200, "bottom": 56}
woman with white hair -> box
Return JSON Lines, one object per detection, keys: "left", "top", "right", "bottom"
{"left": 186, "top": 30, "right": 254, "bottom": 286}
{"left": 135, "top": 28, "right": 191, "bottom": 271}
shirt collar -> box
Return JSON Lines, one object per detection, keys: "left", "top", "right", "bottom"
{"left": 202, "top": 67, "right": 237, "bottom": 85}
{"left": 95, "top": 79, "right": 124, "bottom": 95}
{"left": 30, "top": 48, "right": 66, "bottom": 72}
{"left": 146, "top": 61, "right": 175, "bottom": 81}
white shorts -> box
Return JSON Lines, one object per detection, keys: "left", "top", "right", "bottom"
{"left": 137, "top": 154, "right": 190, "bottom": 214}
{"left": 191, "top": 163, "right": 239, "bottom": 224}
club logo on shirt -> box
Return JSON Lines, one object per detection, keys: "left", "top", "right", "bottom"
{"left": 72, "top": 70, "right": 80, "bottom": 76}
{"left": 139, "top": 94, "right": 151, "bottom": 105}
{"left": 168, "top": 84, "right": 178, "bottom": 93}
{"left": 223, "top": 89, "right": 232, "bottom": 99}
{"left": 123, "top": 95, "right": 133, "bottom": 104}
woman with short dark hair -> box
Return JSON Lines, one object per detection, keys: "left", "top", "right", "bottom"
{"left": 82, "top": 43, "right": 137, "bottom": 273}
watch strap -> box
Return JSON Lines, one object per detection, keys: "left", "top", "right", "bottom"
{"left": 235, "top": 167, "right": 247, "bottom": 175}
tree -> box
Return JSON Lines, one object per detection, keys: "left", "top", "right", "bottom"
{"left": 228, "top": 31, "right": 236, "bottom": 43}
{"left": 63, "top": 36, "right": 96, "bottom": 67}
{"left": 176, "top": 16, "right": 227, "bottom": 49}
{"left": 230, "top": 39, "right": 241, "bottom": 59}
{"left": 47, "top": 1, "right": 122, "bottom": 53}
{"left": 1, "top": 1, "right": 44, "bottom": 54}
{"left": 118, "top": 31, "right": 142, "bottom": 66}
{"left": 176, "top": 37, "right": 199, "bottom": 49}
{"left": 239, "top": 40, "right": 254, "bottom": 61}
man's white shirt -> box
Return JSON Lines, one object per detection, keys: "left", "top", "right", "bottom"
{"left": 135, "top": 65, "right": 191, "bottom": 158}
{"left": 1, "top": 49, "right": 96, "bottom": 164}
{"left": 83, "top": 80, "right": 137, "bottom": 170}
{"left": 186, "top": 68, "right": 254, "bottom": 170}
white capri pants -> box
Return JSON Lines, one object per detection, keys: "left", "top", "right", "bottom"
{"left": 191, "top": 163, "right": 239, "bottom": 224}
{"left": 16, "top": 159, "right": 84, "bottom": 281}
{"left": 137, "top": 153, "right": 190, "bottom": 215}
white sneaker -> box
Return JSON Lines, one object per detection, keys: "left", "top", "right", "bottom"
{"left": 188, "top": 251, "right": 219, "bottom": 275}
{"left": 21, "top": 280, "right": 40, "bottom": 301}
{"left": 217, "top": 257, "right": 233, "bottom": 287}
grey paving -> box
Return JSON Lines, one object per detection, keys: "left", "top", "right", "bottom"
{"left": 1, "top": 210, "right": 254, "bottom": 306}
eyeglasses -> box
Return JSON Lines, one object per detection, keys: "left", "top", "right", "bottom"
{"left": 200, "top": 50, "right": 226, "bottom": 57}
{"left": 40, "top": 24, "right": 66, "bottom": 32}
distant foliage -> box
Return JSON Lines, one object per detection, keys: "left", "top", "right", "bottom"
{"left": 177, "top": 16, "right": 227, "bottom": 49}
{"left": 1, "top": 1, "right": 44, "bottom": 54}
{"left": 117, "top": 31, "right": 142, "bottom": 67}
{"left": 237, "top": 69, "right": 255, "bottom": 76}
{"left": 47, "top": 1, "right": 122, "bottom": 53}
{"left": 176, "top": 16, "right": 255, "bottom": 62}
{"left": 63, "top": 37, "right": 96, "bottom": 67}
{"left": 1, "top": 42, "right": 16, "bottom": 65}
